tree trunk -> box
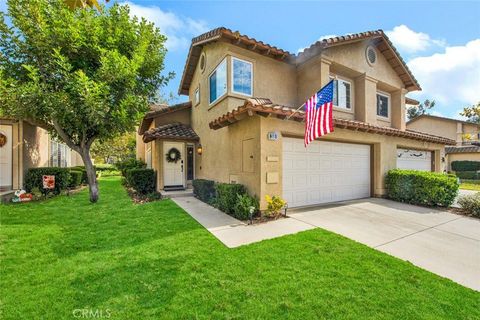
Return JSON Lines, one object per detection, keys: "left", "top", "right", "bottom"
{"left": 80, "top": 147, "right": 99, "bottom": 203}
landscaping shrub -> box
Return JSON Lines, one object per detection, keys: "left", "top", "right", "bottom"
{"left": 215, "top": 183, "right": 246, "bottom": 214}
{"left": 192, "top": 179, "right": 216, "bottom": 203}
{"left": 68, "top": 170, "right": 83, "bottom": 188}
{"left": 385, "top": 169, "right": 459, "bottom": 207}
{"left": 125, "top": 169, "right": 156, "bottom": 194}
{"left": 457, "top": 193, "right": 480, "bottom": 217}
{"left": 451, "top": 161, "right": 480, "bottom": 172}
{"left": 25, "top": 167, "right": 71, "bottom": 195}
{"left": 115, "top": 158, "right": 146, "bottom": 176}
{"left": 233, "top": 194, "right": 259, "bottom": 220}
{"left": 264, "top": 195, "right": 287, "bottom": 218}
{"left": 455, "top": 171, "right": 480, "bottom": 180}
{"left": 70, "top": 166, "right": 88, "bottom": 184}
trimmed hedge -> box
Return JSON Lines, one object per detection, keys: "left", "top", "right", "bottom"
{"left": 70, "top": 166, "right": 88, "bottom": 184}
{"left": 125, "top": 168, "right": 156, "bottom": 194}
{"left": 115, "top": 158, "right": 146, "bottom": 176}
{"left": 451, "top": 161, "right": 480, "bottom": 172}
{"left": 68, "top": 170, "right": 83, "bottom": 188}
{"left": 25, "top": 167, "right": 71, "bottom": 195}
{"left": 215, "top": 183, "right": 247, "bottom": 215}
{"left": 192, "top": 179, "right": 216, "bottom": 203}
{"left": 385, "top": 169, "right": 459, "bottom": 207}
{"left": 455, "top": 171, "right": 480, "bottom": 180}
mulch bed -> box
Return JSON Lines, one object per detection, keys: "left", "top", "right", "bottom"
{"left": 246, "top": 214, "right": 288, "bottom": 225}
{"left": 447, "top": 207, "right": 479, "bottom": 219}
{"left": 125, "top": 187, "right": 162, "bottom": 204}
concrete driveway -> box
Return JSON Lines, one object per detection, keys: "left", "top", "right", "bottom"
{"left": 289, "top": 198, "right": 480, "bottom": 291}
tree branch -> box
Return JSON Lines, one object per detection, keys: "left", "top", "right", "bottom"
{"left": 52, "top": 119, "right": 81, "bottom": 153}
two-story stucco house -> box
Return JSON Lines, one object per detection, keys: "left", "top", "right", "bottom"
{"left": 0, "top": 118, "right": 83, "bottom": 200}
{"left": 136, "top": 28, "right": 454, "bottom": 209}
{"left": 407, "top": 114, "right": 480, "bottom": 171}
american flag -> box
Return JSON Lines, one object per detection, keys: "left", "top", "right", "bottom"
{"left": 304, "top": 80, "right": 334, "bottom": 147}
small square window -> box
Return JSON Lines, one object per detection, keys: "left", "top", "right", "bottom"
{"left": 232, "top": 58, "right": 253, "bottom": 96}
{"left": 377, "top": 93, "right": 390, "bottom": 118}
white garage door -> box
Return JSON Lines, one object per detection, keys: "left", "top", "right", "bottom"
{"left": 396, "top": 148, "right": 432, "bottom": 171}
{"left": 283, "top": 138, "right": 371, "bottom": 208}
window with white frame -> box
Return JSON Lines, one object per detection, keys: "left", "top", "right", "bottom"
{"left": 194, "top": 87, "right": 200, "bottom": 106}
{"left": 376, "top": 92, "right": 390, "bottom": 118}
{"left": 231, "top": 57, "right": 253, "bottom": 96}
{"left": 209, "top": 58, "right": 227, "bottom": 104}
{"left": 50, "top": 140, "right": 70, "bottom": 168}
{"left": 330, "top": 77, "right": 352, "bottom": 110}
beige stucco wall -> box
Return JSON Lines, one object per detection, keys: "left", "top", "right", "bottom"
{"left": 296, "top": 40, "right": 407, "bottom": 129}
{"left": 257, "top": 117, "right": 445, "bottom": 209}
{"left": 407, "top": 117, "right": 480, "bottom": 145}
{"left": 447, "top": 152, "right": 480, "bottom": 171}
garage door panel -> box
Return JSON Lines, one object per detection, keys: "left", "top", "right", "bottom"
{"left": 283, "top": 138, "right": 371, "bottom": 208}
{"left": 397, "top": 148, "right": 432, "bottom": 171}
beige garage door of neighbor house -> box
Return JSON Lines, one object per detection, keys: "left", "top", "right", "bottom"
{"left": 283, "top": 137, "right": 371, "bottom": 208}
{"left": 396, "top": 148, "right": 432, "bottom": 171}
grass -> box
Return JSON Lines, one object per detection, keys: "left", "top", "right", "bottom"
{"left": 1, "top": 177, "right": 479, "bottom": 319}
{"left": 460, "top": 180, "right": 480, "bottom": 191}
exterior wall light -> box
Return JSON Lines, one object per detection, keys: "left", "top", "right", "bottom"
{"left": 197, "top": 144, "right": 203, "bottom": 155}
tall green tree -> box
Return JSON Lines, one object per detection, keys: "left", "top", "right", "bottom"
{"left": 91, "top": 132, "right": 136, "bottom": 164}
{"left": 406, "top": 99, "right": 436, "bottom": 120}
{"left": 0, "top": 0, "right": 172, "bottom": 202}
{"left": 64, "top": 0, "right": 108, "bottom": 10}
{"left": 460, "top": 102, "right": 480, "bottom": 124}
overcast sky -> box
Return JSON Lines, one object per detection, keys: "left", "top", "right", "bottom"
{"left": 2, "top": 0, "right": 479, "bottom": 119}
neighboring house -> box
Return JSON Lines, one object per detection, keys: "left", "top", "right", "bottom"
{"left": 136, "top": 28, "right": 454, "bottom": 209}
{"left": 407, "top": 114, "right": 480, "bottom": 171}
{"left": 0, "top": 118, "right": 83, "bottom": 199}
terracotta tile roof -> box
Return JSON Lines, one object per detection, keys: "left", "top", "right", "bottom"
{"left": 143, "top": 122, "right": 199, "bottom": 143}
{"left": 445, "top": 145, "right": 480, "bottom": 154}
{"left": 405, "top": 97, "right": 420, "bottom": 105}
{"left": 179, "top": 28, "right": 421, "bottom": 95}
{"left": 209, "top": 98, "right": 455, "bottom": 145}
{"left": 138, "top": 102, "right": 192, "bottom": 135}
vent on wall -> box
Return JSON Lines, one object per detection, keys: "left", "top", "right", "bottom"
{"left": 199, "top": 53, "right": 206, "bottom": 73}
{"left": 366, "top": 46, "right": 377, "bottom": 66}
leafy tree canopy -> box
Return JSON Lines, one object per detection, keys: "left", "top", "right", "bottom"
{"left": 406, "top": 99, "right": 436, "bottom": 120}
{"left": 0, "top": 0, "right": 172, "bottom": 202}
{"left": 460, "top": 102, "right": 480, "bottom": 124}
{"left": 91, "top": 132, "right": 136, "bottom": 164}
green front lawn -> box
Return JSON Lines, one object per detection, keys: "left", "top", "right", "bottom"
{"left": 460, "top": 180, "right": 480, "bottom": 191}
{"left": 1, "top": 177, "right": 478, "bottom": 319}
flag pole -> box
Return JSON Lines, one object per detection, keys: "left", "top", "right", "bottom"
{"left": 285, "top": 78, "right": 336, "bottom": 121}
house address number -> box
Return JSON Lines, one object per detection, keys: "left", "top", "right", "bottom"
{"left": 267, "top": 131, "right": 279, "bottom": 141}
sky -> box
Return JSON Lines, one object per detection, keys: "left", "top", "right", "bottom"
{"left": 1, "top": 0, "right": 479, "bottom": 119}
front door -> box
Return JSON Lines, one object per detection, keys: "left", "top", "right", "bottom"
{"left": 0, "top": 125, "right": 13, "bottom": 191}
{"left": 163, "top": 142, "right": 185, "bottom": 188}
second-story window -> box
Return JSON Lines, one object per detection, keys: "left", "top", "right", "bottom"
{"left": 209, "top": 58, "right": 227, "bottom": 104}
{"left": 376, "top": 92, "right": 390, "bottom": 118}
{"left": 232, "top": 57, "right": 253, "bottom": 96}
{"left": 331, "top": 77, "right": 351, "bottom": 110}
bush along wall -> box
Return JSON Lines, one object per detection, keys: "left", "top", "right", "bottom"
{"left": 385, "top": 169, "right": 459, "bottom": 207}
{"left": 192, "top": 179, "right": 216, "bottom": 203}
{"left": 25, "top": 167, "right": 71, "bottom": 196}
{"left": 451, "top": 161, "right": 480, "bottom": 172}
{"left": 455, "top": 171, "right": 480, "bottom": 180}
{"left": 68, "top": 170, "right": 83, "bottom": 188}
{"left": 125, "top": 168, "right": 156, "bottom": 194}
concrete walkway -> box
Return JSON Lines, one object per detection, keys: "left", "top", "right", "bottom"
{"left": 172, "top": 197, "right": 314, "bottom": 248}
{"left": 174, "top": 196, "right": 479, "bottom": 291}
